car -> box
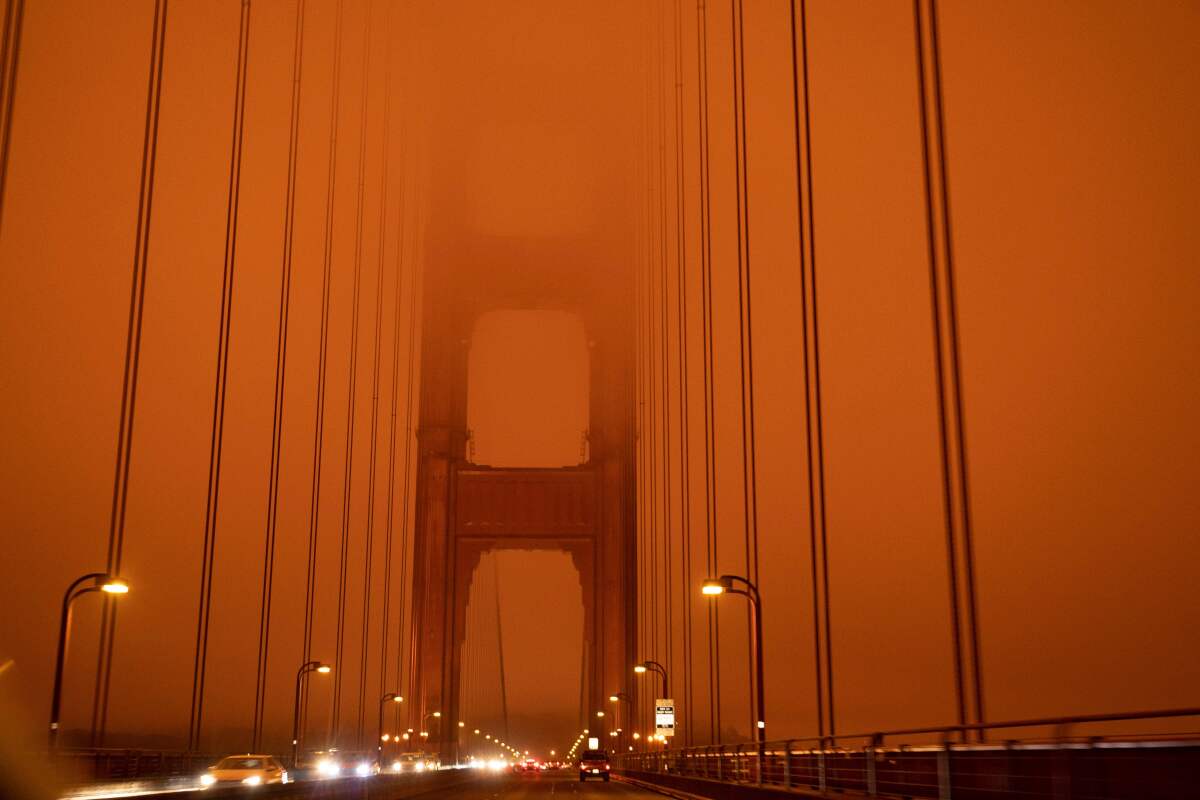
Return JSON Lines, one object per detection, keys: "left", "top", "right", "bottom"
{"left": 578, "top": 749, "right": 610, "bottom": 782}
{"left": 516, "top": 758, "right": 541, "bottom": 775}
{"left": 389, "top": 751, "right": 440, "bottom": 773}
{"left": 199, "top": 754, "right": 289, "bottom": 788}
{"left": 337, "top": 751, "right": 381, "bottom": 777}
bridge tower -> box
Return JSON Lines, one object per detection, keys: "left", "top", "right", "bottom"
{"left": 407, "top": 250, "right": 636, "bottom": 760}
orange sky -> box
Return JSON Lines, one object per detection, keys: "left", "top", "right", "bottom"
{"left": 1, "top": 0, "right": 1198, "bottom": 759}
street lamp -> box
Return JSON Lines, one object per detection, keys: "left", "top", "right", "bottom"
{"left": 49, "top": 573, "right": 130, "bottom": 749}
{"left": 634, "top": 660, "right": 669, "bottom": 696}
{"left": 377, "top": 693, "right": 404, "bottom": 754}
{"left": 702, "top": 574, "right": 766, "bottom": 743}
{"left": 291, "top": 661, "right": 332, "bottom": 767}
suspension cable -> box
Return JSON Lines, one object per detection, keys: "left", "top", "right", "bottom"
{"left": 378, "top": 0, "right": 402, "bottom": 718}
{"left": 728, "top": 0, "right": 763, "bottom": 739}
{"left": 300, "top": 0, "right": 346, "bottom": 744}
{"left": 356, "top": 0, "right": 388, "bottom": 749}
{"left": 332, "top": 0, "right": 372, "bottom": 746}
{"left": 0, "top": 0, "right": 25, "bottom": 229}
{"left": 251, "top": 0, "right": 306, "bottom": 752}
{"left": 786, "top": 0, "right": 835, "bottom": 741}
{"left": 89, "top": 0, "right": 168, "bottom": 748}
{"left": 656, "top": 0, "right": 675, "bottom": 701}
{"left": 670, "top": 0, "right": 693, "bottom": 747}
{"left": 694, "top": 0, "right": 721, "bottom": 746}
{"left": 187, "top": 0, "right": 252, "bottom": 753}
{"left": 913, "top": 0, "right": 984, "bottom": 738}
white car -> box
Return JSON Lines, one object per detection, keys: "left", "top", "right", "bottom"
{"left": 199, "top": 754, "right": 289, "bottom": 788}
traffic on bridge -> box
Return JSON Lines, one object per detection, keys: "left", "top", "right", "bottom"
{"left": 0, "top": 1, "right": 1197, "bottom": 800}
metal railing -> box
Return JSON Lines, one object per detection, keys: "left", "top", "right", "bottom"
{"left": 615, "top": 708, "right": 1200, "bottom": 799}
{"left": 52, "top": 748, "right": 239, "bottom": 783}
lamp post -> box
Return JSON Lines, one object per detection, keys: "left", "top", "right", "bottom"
{"left": 291, "top": 661, "right": 331, "bottom": 767}
{"left": 634, "top": 660, "right": 669, "bottom": 697}
{"left": 377, "top": 693, "right": 404, "bottom": 756}
{"left": 634, "top": 661, "right": 669, "bottom": 747}
{"left": 609, "top": 692, "right": 630, "bottom": 751}
{"left": 702, "top": 575, "right": 766, "bottom": 743}
{"left": 49, "top": 573, "right": 130, "bottom": 750}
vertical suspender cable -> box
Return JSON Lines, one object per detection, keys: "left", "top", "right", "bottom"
{"left": 252, "top": 0, "right": 306, "bottom": 752}
{"left": 656, "top": 0, "right": 675, "bottom": 695}
{"left": 331, "top": 0, "right": 371, "bottom": 746}
{"left": 357, "top": 0, "right": 390, "bottom": 749}
{"left": 913, "top": 0, "right": 984, "bottom": 739}
{"left": 90, "top": 0, "right": 168, "bottom": 747}
{"left": 396, "top": 185, "right": 420, "bottom": 733}
{"left": 187, "top": 0, "right": 253, "bottom": 753}
{"left": 0, "top": 0, "right": 25, "bottom": 228}
{"left": 401, "top": 201, "right": 424, "bottom": 730}
{"left": 695, "top": 0, "right": 721, "bottom": 745}
{"left": 379, "top": 1, "right": 405, "bottom": 723}
{"left": 670, "top": 0, "right": 694, "bottom": 747}
{"left": 300, "top": 0, "right": 345, "bottom": 745}
{"left": 729, "top": 0, "right": 762, "bottom": 739}
{"left": 788, "top": 0, "right": 835, "bottom": 741}
{"left": 493, "top": 559, "right": 510, "bottom": 741}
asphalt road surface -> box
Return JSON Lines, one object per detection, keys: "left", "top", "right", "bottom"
{"left": 426, "top": 772, "right": 661, "bottom": 800}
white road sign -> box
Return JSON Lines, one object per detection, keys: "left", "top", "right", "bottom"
{"left": 655, "top": 698, "right": 675, "bottom": 737}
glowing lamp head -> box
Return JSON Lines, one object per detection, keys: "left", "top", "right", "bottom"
{"left": 609, "top": 695, "right": 619, "bottom": 703}
{"left": 99, "top": 577, "right": 130, "bottom": 594}
{"left": 392, "top": 695, "right": 404, "bottom": 703}
{"left": 596, "top": 711, "right": 604, "bottom": 718}
{"left": 316, "top": 664, "right": 332, "bottom": 674}
{"left": 474, "top": 729, "right": 481, "bottom": 735}
{"left": 701, "top": 578, "right": 728, "bottom": 595}
{"left": 458, "top": 721, "right": 465, "bottom": 728}
{"left": 432, "top": 711, "right": 441, "bottom": 718}
{"left": 633, "top": 665, "right": 647, "bottom": 674}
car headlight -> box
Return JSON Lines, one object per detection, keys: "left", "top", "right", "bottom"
{"left": 199, "top": 773, "right": 216, "bottom": 787}
{"left": 355, "top": 762, "right": 372, "bottom": 777}
{"left": 414, "top": 761, "right": 425, "bottom": 772}
{"left": 242, "top": 775, "right": 262, "bottom": 785}
{"left": 317, "top": 759, "right": 341, "bottom": 777}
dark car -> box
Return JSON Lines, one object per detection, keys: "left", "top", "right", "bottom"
{"left": 578, "top": 749, "right": 610, "bottom": 782}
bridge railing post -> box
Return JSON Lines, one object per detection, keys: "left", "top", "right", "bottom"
{"left": 866, "top": 733, "right": 882, "bottom": 796}
{"left": 866, "top": 745, "right": 876, "bottom": 796}
{"left": 782, "top": 740, "right": 791, "bottom": 788}
{"left": 937, "top": 743, "right": 952, "bottom": 800}
{"left": 817, "top": 748, "right": 826, "bottom": 793}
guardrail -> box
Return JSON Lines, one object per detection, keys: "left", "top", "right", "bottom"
{"left": 615, "top": 708, "right": 1200, "bottom": 799}
{"left": 52, "top": 747, "right": 228, "bottom": 783}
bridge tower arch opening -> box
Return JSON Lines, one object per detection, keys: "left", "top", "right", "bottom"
{"left": 408, "top": 259, "right": 635, "bottom": 761}
{"left": 456, "top": 548, "right": 586, "bottom": 756}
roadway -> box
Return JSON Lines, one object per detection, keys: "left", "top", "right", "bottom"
{"left": 55, "top": 768, "right": 668, "bottom": 800}
{"left": 421, "top": 772, "right": 661, "bottom": 800}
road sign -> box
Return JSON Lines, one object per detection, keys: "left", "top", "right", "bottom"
{"left": 655, "top": 698, "right": 675, "bottom": 737}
